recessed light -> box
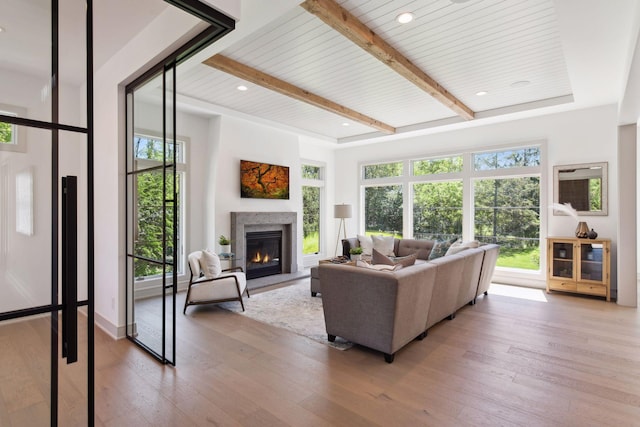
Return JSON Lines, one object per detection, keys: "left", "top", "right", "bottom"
{"left": 511, "top": 80, "right": 531, "bottom": 88}
{"left": 450, "top": 0, "right": 471, "bottom": 3}
{"left": 0, "top": 26, "right": 5, "bottom": 33}
{"left": 475, "top": 91, "right": 488, "bottom": 96}
{"left": 342, "top": 122, "right": 350, "bottom": 127}
{"left": 396, "top": 12, "right": 414, "bottom": 24}
{"left": 236, "top": 85, "right": 248, "bottom": 91}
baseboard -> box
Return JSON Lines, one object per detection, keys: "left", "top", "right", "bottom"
{"left": 94, "top": 310, "right": 126, "bottom": 340}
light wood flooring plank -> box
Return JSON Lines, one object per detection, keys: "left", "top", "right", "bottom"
{"left": 2, "top": 281, "right": 640, "bottom": 426}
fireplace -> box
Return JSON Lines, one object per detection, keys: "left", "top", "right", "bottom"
{"left": 245, "top": 231, "right": 282, "bottom": 279}
{"left": 230, "top": 212, "right": 298, "bottom": 280}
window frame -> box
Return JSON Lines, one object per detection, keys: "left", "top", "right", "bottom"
{"left": 359, "top": 142, "right": 545, "bottom": 276}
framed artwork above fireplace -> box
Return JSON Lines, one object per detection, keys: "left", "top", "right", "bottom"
{"left": 240, "top": 160, "right": 290, "bottom": 199}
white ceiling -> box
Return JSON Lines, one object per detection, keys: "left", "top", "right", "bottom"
{"left": 3, "top": 0, "right": 640, "bottom": 144}
{"left": 171, "top": 0, "right": 640, "bottom": 144}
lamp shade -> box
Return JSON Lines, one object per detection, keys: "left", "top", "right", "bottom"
{"left": 334, "top": 204, "right": 352, "bottom": 219}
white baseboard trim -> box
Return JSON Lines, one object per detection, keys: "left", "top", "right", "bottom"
{"left": 95, "top": 310, "right": 126, "bottom": 340}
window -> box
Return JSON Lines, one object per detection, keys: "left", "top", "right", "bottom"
{"left": 0, "top": 120, "right": 15, "bottom": 145}
{"left": 364, "top": 185, "right": 403, "bottom": 237}
{"left": 133, "top": 134, "right": 186, "bottom": 279}
{"left": 413, "top": 156, "right": 463, "bottom": 175}
{"left": 474, "top": 147, "right": 540, "bottom": 171}
{"left": 0, "top": 106, "right": 27, "bottom": 152}
{"left": 474, "top": 177, "right": 540, "bottom": 270}
{"left": 302, "top": 163, "right": 324, "bottom": 256}
{"left": 363, "top": 161, "right": 403, "bottom": 179}
{"left": 413, "top": 181, "right": 462, "bottom": 240}
{"left": 360, "top": 145, "right": 542, "bottom": 272}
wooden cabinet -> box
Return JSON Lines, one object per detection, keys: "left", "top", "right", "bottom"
{"left": 546, "top": 237, "right": 610, "bottom": 301}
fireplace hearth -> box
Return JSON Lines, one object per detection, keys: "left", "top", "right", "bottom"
{"left": 245, "top": 231, "right": 282, "bottom": 279}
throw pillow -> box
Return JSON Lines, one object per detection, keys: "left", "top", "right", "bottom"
{"left": 355, "top": 259, "right": 401, "bottom": 271}
{"left": 357, "top": 234, "right": 373, "bottom": 256}
{"left": 372, "top": 235, "right": 395, "bottom": 256}
{"left": 372, "top": 249, "right": 418, "bottom": 268}
{"left": 445, "top": 240, "right": 480, "bottom": 256}
{"left": 372, "top": 248, "right": 395, "bottom": 265}
{"left": 201, "top": 250, "right": 222, "bottom": 279}
{"left": 428, "top": 237, "right": 459, "bottom": 260}
{"left": 394, "top": 253, "right": 418, "bottom": 267}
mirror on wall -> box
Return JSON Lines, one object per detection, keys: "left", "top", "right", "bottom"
{"left": 553, "top": 162, "right": 608, "bottom": 216}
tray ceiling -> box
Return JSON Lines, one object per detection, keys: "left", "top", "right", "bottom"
{"left": 176, "top": 0, "right": 575, "bottom": 142}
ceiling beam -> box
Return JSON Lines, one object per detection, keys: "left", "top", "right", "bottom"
{"left": 301, "top": 0, "right": 475, "bottom": 121}
{"left": 203, "top": 54, "right": 396, "bottom": 134}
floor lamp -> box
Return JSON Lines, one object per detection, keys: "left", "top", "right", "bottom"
{"left": 334, "top": 204, "right": 352, "bottom": 256}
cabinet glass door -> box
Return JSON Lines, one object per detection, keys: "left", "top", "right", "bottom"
{"left": 551, "top": 241, "right": 574, "bottom": 279}
{"left": 579, "top": 242, "right": 604, "bottom": 283}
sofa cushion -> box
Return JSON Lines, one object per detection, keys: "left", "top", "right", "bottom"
{"left": 428, "top": 237, "right": 458, "bottom": 260}
{"left": 445, "top": 239, "right": 480, "bottom": 256}
{"left": 396, "top": 239, "right": 435, "bottom": 259}
{"left": 201, "top": 250, "right": 222, "bottom": 278}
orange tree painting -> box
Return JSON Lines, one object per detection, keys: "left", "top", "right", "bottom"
{"left": 240, "top": 160, "right": 290, "bottom": 199}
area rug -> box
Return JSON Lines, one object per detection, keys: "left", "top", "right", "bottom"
{"left": 220, "top": 281, "right": 353, "bottom": 350}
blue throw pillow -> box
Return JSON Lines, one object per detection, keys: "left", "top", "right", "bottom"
{"left": 428, "top": 237, "right": 459, "bottom": 260}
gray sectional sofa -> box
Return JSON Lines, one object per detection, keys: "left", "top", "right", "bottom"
{"left": 317, "top": 238, "right": 499, "bottom": 363}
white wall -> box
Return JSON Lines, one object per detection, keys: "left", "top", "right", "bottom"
{"left": 334, "top": 104, "right": 621, "bottom": 294}
{"left": 210, "top": 115, "right": 301, "bottom": 255}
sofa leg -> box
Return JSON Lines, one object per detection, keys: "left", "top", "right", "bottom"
{"left": 484, "top": 291, "right": 488, "bottom": 296}
{"left": 416, "top": 331, "right": 427, "bottom": 341}
{"left": 384, "top": 353, "right": 395, "bottom": 363}
{"left": 311, "top": 291, "right": 317, "bottom": 297}
{"left": 447, "top": 313, "right": 456, "bottom": 320}
{"left": 328, "top": 334, "right": 336, "bottom": 342}
{"left": 469, "top": 298, "right": 476, "bottom": 306}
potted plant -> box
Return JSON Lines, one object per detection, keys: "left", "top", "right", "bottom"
{"left": 218, "top": 235, "right": 231, "bottom": 254}
{"left": 349, "top": 246, "right": 363, "bottom": 261}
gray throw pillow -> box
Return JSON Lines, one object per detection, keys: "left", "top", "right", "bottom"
{"left": 372, "top": 248, "right": 394, "bottom": 265}
{"left": 372, "top": 249, "right": 417, "bottom": 267}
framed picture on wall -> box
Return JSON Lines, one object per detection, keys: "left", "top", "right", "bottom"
{"left": 240, "top": 160, "right": 290, "bottom": 199}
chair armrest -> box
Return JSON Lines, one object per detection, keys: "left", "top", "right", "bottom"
{"left": 223, "top": 266, "right": 244, "bottom": 273}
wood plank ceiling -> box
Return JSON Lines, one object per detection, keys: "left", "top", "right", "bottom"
{"left": 178, "top": 0, "right": 571, "bottom": 141}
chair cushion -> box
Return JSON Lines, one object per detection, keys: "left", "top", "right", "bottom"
{"left": 201, "top": 250, "right": 222, "bottom": 278}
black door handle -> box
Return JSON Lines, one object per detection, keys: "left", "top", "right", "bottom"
{"left": 62, "top": 176, "right": 77, "bottom": 364}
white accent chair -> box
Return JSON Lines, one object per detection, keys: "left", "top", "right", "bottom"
{"left": 183, "top": 250, "right": 250, "bottom": 314}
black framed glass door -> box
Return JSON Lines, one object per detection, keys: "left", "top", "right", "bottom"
{"left": 125, "top": 1, "right": 235, "bottom": 365}
{"left": 0, "top": 0, "right": 94, "bottom": 425}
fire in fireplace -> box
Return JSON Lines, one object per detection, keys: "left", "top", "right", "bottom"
{"left": 245, "top": 231, "right": 282, "bottom": 279}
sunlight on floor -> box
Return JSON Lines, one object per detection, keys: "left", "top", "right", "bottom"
{"left": 488, "top": 283, "right": 548, "bottom": 303}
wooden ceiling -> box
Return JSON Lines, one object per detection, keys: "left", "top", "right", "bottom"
{"left": 179, "top": 0, "right": 572, "bottom": 141}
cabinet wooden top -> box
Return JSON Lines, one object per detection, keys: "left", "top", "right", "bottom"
{"left": 547, "top": 237, "right": 611, "bottom": 243}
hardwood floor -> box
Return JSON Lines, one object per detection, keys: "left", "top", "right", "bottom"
{"left": 2, "top": 282, "right": 640, "bottom": 426}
